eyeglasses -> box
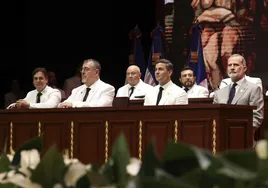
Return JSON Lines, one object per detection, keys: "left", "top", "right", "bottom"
{"left": 81, "top": 67, "right": 91, "bottom": 72}
{"left": 126, "top": 72, "right": 137, "bottom": 76}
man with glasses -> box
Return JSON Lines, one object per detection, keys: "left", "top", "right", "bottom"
{"left": 116, "top": 65, "right": 153, "bottom": 100}
{"left": 58, "top": 59, "right": 115, "bottom": 108}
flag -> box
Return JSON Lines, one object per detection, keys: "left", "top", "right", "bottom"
{"left": 128, "top": 25, "right": 146, "bottom": 80}
{"left": 144, "top": 25, "right": 165, "bottom": 86}
{"left": 187, "top": 23, "right": 208, "bottom": 88}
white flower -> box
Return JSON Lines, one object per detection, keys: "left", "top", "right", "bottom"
{"left": 0, "top": 170, "right": 41, "bottom": 188}
{"left": 20, "top": 149, "right": 40, "bottom": 169}
{"left": 86, "top": 164, "right": 92, "bottom": 171}
{"left": 7, "top": 154, "right": 14, "bottom": 162}
{"left": 63, "top": 153, "right": 79, "bottom": 165}
{"left": 64, "top": 162, "right": 88, "bottom": 187}
{"left": 126, "top": 158, "right": 141, "bottom": 176}
{"left": 0, "top": 154, "right": 14, "bottom": 162}
{"left": 256, "top": 139, "right": 268, "bottom": 160}
{"left": 64, "top": 157, "right": 79, "bottom": 165}
{"left": 53, "top": 183, "right": 64, "bottom": 188}
{"left": 8, "top": 173, "right": 42, "bottom": 188}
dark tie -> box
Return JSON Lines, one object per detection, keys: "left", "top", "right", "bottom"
{"left": 227, "top": 83, "right": 237, "bottom": 104}
{"left": 129, "top": 86, "right": 135, "bottom": 98}
{"left": 83, "top": 88, "right": 91, "bottom": 102}
{"left": 184, "top": 87, "right": 189, "bottom": 93}
{"left": 156, "top": 87, "right": 164, "bottom": 105}
{"left": 36, "top": 92, "right": 42, "bottom": 103}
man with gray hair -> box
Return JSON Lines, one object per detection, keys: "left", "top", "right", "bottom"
{"left": 213, "top": 54, "right": 264, "bottom": 145}
{"left": 58, "top": 59, "right": 115, "bottom": 108}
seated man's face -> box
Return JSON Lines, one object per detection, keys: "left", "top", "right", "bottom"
{"left": 126, "top": 66, "right": 140, "bottom": 86}
{"left": 33, "top": 71, "right": 48, "bottom": 92}
{"left": 227, "top": 57, "right": 246, "bottom": 82}
{"left": 155, "top": 63, "right": 172, "bottom": 85}
{"left": 180, "top": 70, "right": 195, "bottom": 88}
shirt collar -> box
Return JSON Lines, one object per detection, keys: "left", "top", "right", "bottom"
{"left": 128, "top": 79, "right": 142, "bottom": 90}
{"left": 159, "top": 80, "right": 173, "bottom": 90}
{"left": 232, "top": 77, "right": 245, "bottom": 87}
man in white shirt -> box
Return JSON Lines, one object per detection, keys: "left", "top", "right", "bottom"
{"left": 219, "top": 75, "right": 263, "bottom": 92}
{"left": 209, "top": 75, "right": 263, "bottom": 98}
{"left": 58, "top": 59, "right": 115, "bottom": 108}
{"left": 116, "top": 65, "right": 153, "bottom": 100}
{"left": 213, "top": 54, "right": 264, "bottom": 146}
{"left": 144, "top": 59, "right": 188, "bottom": 105}
{"left": 179, "top": 66, "right": 209, "bottom": 98}
{"left": 7, "top": 67, "right": 61, "bottom": 109}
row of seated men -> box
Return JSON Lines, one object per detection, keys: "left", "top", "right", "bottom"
{"left": 6, "top": 55, "right": 264, "bottom": 144}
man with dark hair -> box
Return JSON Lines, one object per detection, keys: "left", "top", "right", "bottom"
{"left": 7, "top": 67, "right": 61, "bottom": 109}
{"left": 179, "top": 66, "right": 209, "bottom": 98}
{"left": 144, "top": 59, "right": 188, "bottom": 105}
{"left": 58, "top": 59, "right": 115, "bottom": 108}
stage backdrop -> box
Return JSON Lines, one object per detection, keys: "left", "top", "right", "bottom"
{"left": 162, "top": 0, "right": 268, "bottom": 91}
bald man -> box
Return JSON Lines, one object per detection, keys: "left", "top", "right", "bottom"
{"left": 116, "top": 65, "right": 153, "bottom": 100}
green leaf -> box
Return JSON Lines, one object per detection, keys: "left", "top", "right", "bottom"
{"left": 87, "top": 170, "right": 109, "bottom": 186}
{"left": 161, "top": 141, "right": 200, "bottom": 177}
{"left": 178, "top": 168, "right": 205, "bottom": 188}
{"left": 137, "top": 168, "right": 198, "bottom": 188}
{"left": 202, "top": 154, "right": 256, "bottom": 188}
{"left": 0, "top": 183, "right": 17, "bottom": 188}
{"left": 220, "top": 150, "right": 258, "bottom": 172}
{"left": 76, "top": 174, "right": 90, "bottom": 188}
{"left": 11, "top": 135, "right": 43, "bottom": 167}
{"left": 99, "top": 158, "right": 115, "bottom": 184}
{"left": 0, "top": 154, "right": 11, "bottom": 173}
{"left": 138, "top": 140, "right": 160, "bottom": 177}
{"left": 31, "top": 145, "right": 66, "bottom": 187}
{"left": 111, "top": 132, "right": 130, "bottom": 188}
{"left": 216, "top": 156, "right": 256, "bottom": 180}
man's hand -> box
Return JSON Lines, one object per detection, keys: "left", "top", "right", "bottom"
{"left": 58, "top": 102, "right": 73, "bottom": 108}
{"left": 16, "top": 100, "right": 30, "bottom": 108}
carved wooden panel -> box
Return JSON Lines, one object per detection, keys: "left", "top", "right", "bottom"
{"left": 225, "top": 119, "right": 250, "bottom": 149}
{"left": 143, "top": 120, "right": 173, "bottom": 158}
{"left": 179, "top": 119, "right": 211, "bottom": 149}
{"left": 0, "top": 121, "right": 10, "bottom": 153}
{"left": 12, "top": 121, "right": 39, "bottom": 150}
{"left": 42, "top": 121, "right": 67, "bottom": 153}
{"left": 75, "top": 121, "right": 105, "bottom": 164}
{"left": 109, "top": 120, "right": 138, "bottom": 158}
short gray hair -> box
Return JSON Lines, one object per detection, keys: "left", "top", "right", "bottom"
{"left": 228, "top": 54, "right": 246, "bottom": 66}
{"left": 83, "top": 59, "right": 101, "bottom": 74}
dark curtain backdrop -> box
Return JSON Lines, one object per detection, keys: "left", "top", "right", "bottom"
{"left": 1, "top": 0, "right": 155, "bottom": 108}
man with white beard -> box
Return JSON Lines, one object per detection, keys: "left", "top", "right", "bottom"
{"left": 213, "top": 54, "right": 264, "bottom": 146}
